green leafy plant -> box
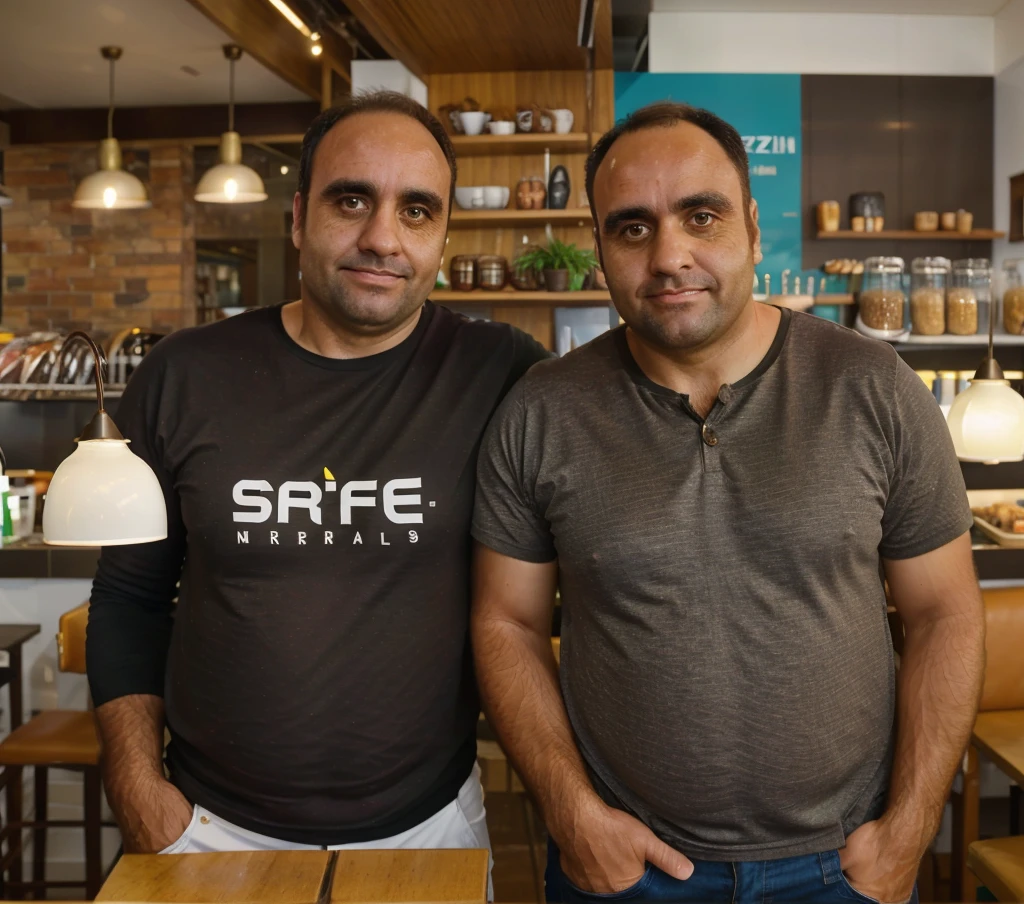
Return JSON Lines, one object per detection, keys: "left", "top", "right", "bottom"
{"left": 515, "top": 237, "right": 598, "bottom": 290}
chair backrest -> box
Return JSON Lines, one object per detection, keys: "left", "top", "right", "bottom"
{"left": 981, "top": 587, "right": 1024, "bottom": 712}
{"left": 57, "top": 602, "right": 89, "bottom": 675}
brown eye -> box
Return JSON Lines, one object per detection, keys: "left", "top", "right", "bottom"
{"left": 624, "top": 223, "right": 649, "bottom": 239}
{"left": 341, "top": 197, "right": 366, "bottom": 211}
{"left": 406, "top": 207, "right": 427, "bottom": 220}
{"left": 692, "top": 212, "right": 714, "bottom": 227}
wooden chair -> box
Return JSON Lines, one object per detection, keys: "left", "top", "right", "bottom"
{"left": 951, "top": 587, "right": 1024, "bottom": 902}
{"left": 968, "top": 836, "right": 1024, "bottom": 902}
{"left": 0, "top": 602, "right": 103, "bottom": 899}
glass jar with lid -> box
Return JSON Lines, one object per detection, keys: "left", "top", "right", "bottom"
{"left": 859, "top": 256, "right": 906, "bottom": 332}
{"left": 1003, "top": 258, "right": 1024, "bottom": 336}
{"left": 910, "top": 257, "right": 949, "bottom": 336}
{"left": 947, "top": 258, "right": 991, "bottom": 336}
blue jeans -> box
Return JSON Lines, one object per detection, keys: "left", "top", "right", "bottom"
{"left": 546, "top": 841, "right": 920, "bottom": 904}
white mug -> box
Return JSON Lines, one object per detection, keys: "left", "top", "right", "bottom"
{"left": 459, "top": 111, "right": 491, "bottom": 136}
{"left": 552, "top": 109, "right": 574, "bottom": 134}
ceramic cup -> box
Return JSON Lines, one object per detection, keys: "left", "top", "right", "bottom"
{"left": 459, "top": 111, "right": 491, "bottom": 136}
{"left": 552, "top": 109, "right": 574, "bottom": 134}
{"left": 487, "top": 121, "right": 516, "bottom": 136}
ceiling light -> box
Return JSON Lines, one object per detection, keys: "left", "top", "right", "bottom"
{"left": 266, "top": 0, "right": 311, "bottom": 36}
{"left": 311, "top": 42, "right": 323, "bottom": 56}
{"left": 73, "top": 47, "right": 151, "bottom": 210}
{"left": 280, "top": 165, "right": 289, "bottom": 175}
{"left": 195, "top": 45, "right": 268, "bottom": 205}
{"left": 0, "top": 185, "right": 12, "bottom": 209}
{"left": 947, "top": 298, "right": 1024, "bottom": 463}
{"left": 310, "top": 32, "right": 320, "bottom": 42}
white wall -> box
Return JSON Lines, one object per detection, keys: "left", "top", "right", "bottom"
{"left": 350, "top": 61, "right": 427, "bottom": 107}
{"left": 992, "top": 53, "right": 1024, "bottom": 275}
{"left": 648, "top": 11, "right": 994, "bottom": 75}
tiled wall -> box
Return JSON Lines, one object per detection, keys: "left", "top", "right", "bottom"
{"left": 0, "top": 144, "right": 196, "bottom": 336}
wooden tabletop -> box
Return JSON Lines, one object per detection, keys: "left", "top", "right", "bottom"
{"left": 331, "top": 850, "right": 489, "bottom": 903}
{"left": 973, "top": 710, "right": 1024, "bottom": 784}
{"left": 94, "top": 848, "right": 489, "bottom": 904}
{"left": 0, "top": 623, "right": 40, "bottom": 651}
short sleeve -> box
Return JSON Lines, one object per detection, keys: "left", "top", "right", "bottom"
{"left": 472, "top": 380, "right": 556, "bottom": 563}
{"left": 879, "top": 359, "right": 973, "bottom": 559}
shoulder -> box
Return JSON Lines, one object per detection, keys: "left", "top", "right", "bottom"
{"left": 513, "top": 328, "right": 623, "bottom": 399}
{"left": 786, "top": 310, "right": 900, "bottom": 384}
{"left": 429, "top": 303, "right": 552, "bottom": 377}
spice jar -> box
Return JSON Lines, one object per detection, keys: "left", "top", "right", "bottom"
{"left": 450, "top": 255, "right": 477, "bottom": 291}
{"left": 910, "top": 257, "right": 949, "bottom": 336}
{"left": 477, "top": 255, "right": 508, "bottom": 291}
{"left": 859, "top": 256, "right": 906, "bottom": 332}
{"left": 947, "top": 258, "right": 991, "bottom": 336}
{"left": 1003, "top": 259, "right": 1024, "bottom": 336}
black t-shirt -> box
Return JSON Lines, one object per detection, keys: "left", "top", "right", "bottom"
{"left": 87, "top": 302, "right": 548, "bottom": 844}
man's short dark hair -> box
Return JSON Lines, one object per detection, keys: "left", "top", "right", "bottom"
{"left": 296, "top": 90, "right": 457, "bottom": 223}
{"left": 585, "top": 102, "right": 751, "bottom": 229}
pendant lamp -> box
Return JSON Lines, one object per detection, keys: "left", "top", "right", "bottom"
{"left": 43, "top": 332, "right": 167, "bottom": 546}
{"left": 946, "top": 299, "right": 1024, "bottom": 464}
{"left": 72, "top": 47, "right": 151, "bottom": 210}
{"left": 195, "top": 45, "right": 267, "bottom": 204}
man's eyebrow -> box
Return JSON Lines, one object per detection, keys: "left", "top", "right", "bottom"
{"left": 320, "top": 179, "right": 377, "bottom": 203}
{"left": 601, "top": 192, "right": 736, "bottom": 234}
{"left": 400, "top": 188, "right": 444, "bottom": 215}
{"left": 671, "top": 191, "right": 735, "bottom": 215}
{"left": 602, "top": 204, "right": 656, "bottom": 234}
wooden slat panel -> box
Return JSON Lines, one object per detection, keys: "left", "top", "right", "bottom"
{"left": 345, "top": 0, "right": 612, "bottom": 74}
{"left": 183, "top": 0, "right": 328, "bottom": 99}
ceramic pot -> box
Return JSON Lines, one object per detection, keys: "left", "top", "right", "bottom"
{"left": 543, "top": 268, "right": 569, "bottom": 292}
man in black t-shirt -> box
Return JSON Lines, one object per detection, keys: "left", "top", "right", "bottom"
{"left": 87, "top": 92, "right": 547, "bottom": 861}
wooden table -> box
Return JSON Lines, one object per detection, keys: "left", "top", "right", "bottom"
{"left": 95, "top": 849, "right": 490, "bottom": 903}
{"left": 0, "top": 623, "right": 42, "bottom": 732}
{"left": 971, "top": 711, "right": 1024, "bottom": 785}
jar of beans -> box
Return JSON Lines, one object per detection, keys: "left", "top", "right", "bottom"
{"left": 910, "top": 257, "right": 950, "bottom": 336}
{"left": 859, "top": 257, "right": 906, "bottom": 332}
{"left": 1003, "top": 258, "right": 1024, "bottom": 336}
{"left": 948, "top": 259, "right": 991, "bottom": 336}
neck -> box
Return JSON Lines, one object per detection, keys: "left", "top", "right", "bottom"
{"left": 626, "top": 300, "right": 781, "bottom": 415}
{"left": 281, "top": 297, "right": 424, "bottom": 359}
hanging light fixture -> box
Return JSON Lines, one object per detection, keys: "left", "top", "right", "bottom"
{"left": 72, "top": 47, "right": 151, "bottom": 210}
{"left": 947, "top": 300, "right": 1024, "bottom": 464}
{"left": 195, "top": 45, "right": 267, "bottom": 204}
{"left": 42, "top": 332, "right": 167, "bottom": 546}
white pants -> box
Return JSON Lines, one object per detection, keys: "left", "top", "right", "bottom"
{"left": 161, "top": 763, "right": 491, "bottom": 857}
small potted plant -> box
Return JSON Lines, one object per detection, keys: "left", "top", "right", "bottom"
{"left": 514, "top": 237, "right": 597, "bottom": 292}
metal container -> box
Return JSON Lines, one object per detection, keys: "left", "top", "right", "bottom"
{"left": 477, "top": 255, "right": 508, "bottom": 291}
{"left": 450, "top": 255, "right": 477, "bottom": 292}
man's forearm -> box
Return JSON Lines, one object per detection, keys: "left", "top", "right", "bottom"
{"left": 886, "top": 611, "right": 985, "bottom": 853}
{"left": 473, "top": 615, "right": 599, "bottom": 839}
{"left": 96, "top": 694, "right": 167, "bottom": 813}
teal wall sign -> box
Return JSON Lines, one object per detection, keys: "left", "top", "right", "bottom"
{"left": 614, "top": 73, "right": 803, "bottom": 293}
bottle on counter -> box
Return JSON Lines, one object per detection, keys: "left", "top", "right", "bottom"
{"left": 948, "top": 258, "right": 991, "bottom": 336}
{"left": 1002, "top": 258, "right": 1024, "bottom": 336}
{"left": 910, "top": 257, "right": 950, "bottom": 336}
{"left": 859, "top": 256, "right": 906, "bottom": 332}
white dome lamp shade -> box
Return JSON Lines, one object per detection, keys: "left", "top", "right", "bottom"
{"left": 195, "top": 45, "right": 267, "bottom": 204}
{"left": 946, "top": 304, "right": 1024, "bottom": 464}
{"left": 72, "top": 47, "right": 151, "bottom": 211}
{"left": 42, "top": 332, "right": 167, "bottom": 546}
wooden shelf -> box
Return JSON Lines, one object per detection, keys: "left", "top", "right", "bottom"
{"left": 817, "top": 229, "right": 1005, "bottom": 240}
{"left": 450, "top": 132, "right": 592, "bottom": 156}
{"left": 449, "top": 208, "right": 593, "bottom": 227}
{"left": 894, "top": 333, "right": 1024, "bottom": 347}
{"left": 432, "top": 289, "right": 611, "bottom": 306}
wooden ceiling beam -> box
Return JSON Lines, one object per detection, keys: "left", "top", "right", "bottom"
{"left": 340, "top": 0, "right": 427, "bottom": 79}
{"left": 182, "top": 0, "right": 350, "bottom": 99}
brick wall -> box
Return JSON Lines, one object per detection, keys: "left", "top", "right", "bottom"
{"left": 0, "top": 143, "right": 196, "bottom": 336}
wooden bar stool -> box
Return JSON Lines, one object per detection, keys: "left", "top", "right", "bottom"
{"left": 951, "top": 587, "right": 1024, "bottom": 903}
{"left": 0, "top": 602, "right": 103, "bottom": 900}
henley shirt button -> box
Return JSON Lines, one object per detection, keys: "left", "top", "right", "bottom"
{"left": 702, "top": 423, "right": 719, "bottom": 446}
{"left": 200, "top": 816, "right": 210, "bottom": 824}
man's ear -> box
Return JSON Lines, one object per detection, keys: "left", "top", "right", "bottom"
{"left": 750, "top": 199, "right": 763, "bottom": 265}
{"left": 292, "top": 192, "right": 304, "bottom": 250}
